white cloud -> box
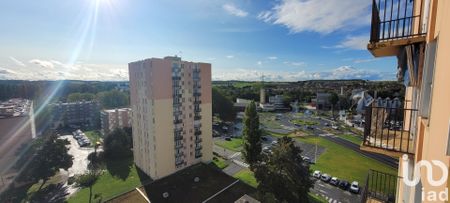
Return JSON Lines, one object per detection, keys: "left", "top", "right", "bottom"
{"left": 332, "top": 35, "right": 368, "bottom": 50}
{"left": 267, "top": 56, "right": 278, "bottom": 60}
{"left": 29, "top": 59, "right": 55, "bottom": 69}
{"left": 223, "top": 3, "right": 248, "bottom": 17}
{"left": 258, "top": 0, "right": 371, "bottom": 34}
{"left": 257, "top": 61, "right": 262, "bottom": 65}
{"left": 9, "top": 57, "right": 26, "bottom": 67}
{"left": 1, "top": 60, "right": 128, "bottom": 81}
{"left": 212, "top": 66, "right": 395, "bottom": 81}
{"left": 226, "top": 55, "right": 234, "bottom": 59}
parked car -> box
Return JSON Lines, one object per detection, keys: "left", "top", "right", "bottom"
{"left": 330, "top": 177, "right": 340, "bottom": 186}
{"left": 331, "top": 125, "right": 339, "bottom": 130}
{"left": 262, "top": 146, "right": 272, "bottom": 154}
{"left": 301, "top": 156, "right": 312, "bottom": 163}
{"left": 313, "top": 170, "right": 321, "bottom": 179}
{"left": 320, "top": 173, "right": 331, "bottom": 182}
{"left": 261, "top": 136, "right": 268, "bottom": 141}
{"left": 271, "top": 140, "right": 278, "bottom": 145}
{"left": 338, "top": 180, "right": 350, "bottom": 190}
{"left": 350, "top": 181, "right": 360, "bottom": 194}
{"left": 225, "top": 137, "right": 231, "bottom": 141}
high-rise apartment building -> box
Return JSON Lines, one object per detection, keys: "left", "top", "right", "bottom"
{"left": 100, "top": 108, "right": 132, "bottom": 135}
{"left": 50, "top": 100, "right": 100, "bottom": 129}
{"left": 361, "top": 0, "right": 450, "bottom": 202}
{"left": 128, "top": 56, "right": 212, "bottom": 179}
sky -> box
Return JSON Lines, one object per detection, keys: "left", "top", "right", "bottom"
{"left": 0, "top": 0, "right": 398, "bottom": 81}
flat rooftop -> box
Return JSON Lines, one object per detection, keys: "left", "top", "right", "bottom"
{"left": 106, "top": 163, "right": 257, "bottom": 203}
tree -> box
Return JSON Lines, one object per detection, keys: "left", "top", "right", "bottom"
{"left": 242, "top": 101, "right": 262, "bottom": 168}
{"left": 22, "top": 134, "right": 73, "bottom": 190}
{"left": 329, "top": 92, "right": 339, "bottom": 118}
{"left": 75, "top": 170, "right": 101, "bottom": 203}
{"left": 254, "top": 136, "right": 313, "bottom": 203}
{"left": 96, "top": 90, "right": 129, "bottom": 109}
{"left": 212, "top": 87, "right": 236, "bottom": 121}
{"left": 67, "top": 92, "right": 95, "bottom": 102}
{"left": 103, "top": 128, "right": 132, "bottom": 158}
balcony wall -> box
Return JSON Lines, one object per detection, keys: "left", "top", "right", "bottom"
{"left": 362, "top": 105, "right": 418, "bottom": 155}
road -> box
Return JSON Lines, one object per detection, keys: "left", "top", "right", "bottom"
{"left": 278, "top": 112, "right": 398, "bottom": 168}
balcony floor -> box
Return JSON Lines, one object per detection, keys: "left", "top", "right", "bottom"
{"left": 368, "top": 36, "right": 426, "bottom": 57}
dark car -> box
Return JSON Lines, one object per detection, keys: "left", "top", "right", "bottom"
{"left": 329, "top": 177, "right": 340, "bottom": 186}
{"left": 225, "top": 137, "right": 231, "bottom": 141}
{"left": 261, "top": 136, "right": 268, "bottom": 141}
{"left": 338, "top": 180, "right": 350, "bottom": 190}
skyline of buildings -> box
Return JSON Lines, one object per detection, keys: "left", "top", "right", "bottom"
{"left": 129, "top": 56, "right": 213, "bottom": 179}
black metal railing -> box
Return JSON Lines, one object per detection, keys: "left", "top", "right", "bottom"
{"left": 361, "top": 170, "right": 400, "bottom": 203}
{"left": 195, "top": 152, "right": 203, "bottom": 158}
{"left": 174, "top": 119, "right": 183, "bottom": 124}
{"left": 370, "top": 0, "right": 426, "bottom": 43}
{"left": 363, "top": 106, "right": 417, "bottom": 154}
{"left": 194, "top": 115, "right": 202, "bottom": 120}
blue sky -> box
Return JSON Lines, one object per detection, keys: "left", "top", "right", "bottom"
{"left": 0, "top": 0, "right": 397, "bottom": 81}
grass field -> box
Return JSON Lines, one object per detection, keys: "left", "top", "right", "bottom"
{"left": 211, "top": 156, "right": 229, "bottom": 169}
{"left": 233, "top": 169, "right": 258, "bottom": 188}
{"left": 338, "top": 134, "right": 363, "bottom": 145}
{"left": 68, "top": 158, "right": 150, "bottom": 203}
{"left": 215, "top": 138, "right": 243, "bottom": 152}
{"left": 296, "top": 136, "right": 396, "bottom": 184}
{"left": 84, "top": 130, "right": 102, "bottom": 145}
{"left": 291, "top": 119, "right": 319, "bottom": 126}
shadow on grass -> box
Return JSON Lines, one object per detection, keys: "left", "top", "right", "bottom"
{"left": 29, "top": 183, "right": 68, "bottom": 203}
{"left": 105, "top": 156, "right": 133, "bottom": 180}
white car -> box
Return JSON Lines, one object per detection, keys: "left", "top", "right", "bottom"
{"left": 313, "top": 170, "right": 321, "bottom": 178}
{"left": 350, "top": 181, "right": 360, "bottom": 194}
{"left": 271, "top": 140, "right": 278, "bottom": 145}
{"left": 331, "top": 125, "right": 339, "bottom": 130}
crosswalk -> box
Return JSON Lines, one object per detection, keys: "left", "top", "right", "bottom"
{"left": 316, "top": 193, "right": 342, "bottom": 203}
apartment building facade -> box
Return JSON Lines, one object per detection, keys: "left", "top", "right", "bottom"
{"left": 100, "top": 108, "right": 131, "bottom": 135}
{"left": 361, "top": 0, "right": 450, "bottom": 202}
{"left": 50, "top": 100, "right": 100, "bottom": 129}
{"left": 128, "top": 56, "right": 212, "bottom": 179}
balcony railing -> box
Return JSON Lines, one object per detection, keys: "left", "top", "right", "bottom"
{"left": 194, "top": 115, "right": 202, "bottom": 120}
{"left": 195, "top": 130, "right": 202, "bottom": 136}
{"left": 173, "top": 119, "right": 182, "bottom": 124}
{"left": 363, "top": 106, "right": 417, "bottom": 155}
{"left": 195, "top": 152, "right": 203, "bottom": 158}
{"left": 361, "top": 170, "right": 400, "bottom": 203}
{"left": 195, "top": 138, "right": 202, "bottom": 143}
{"left": 370, "top": 0, "right": 426, "bottom": 43}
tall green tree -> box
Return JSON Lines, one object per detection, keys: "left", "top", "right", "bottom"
{"left": 103, "top": 128, "right": 132, "bottom": 158}
{"left": 254, "top": 136, "right": 313, "bottom": 203}
{"left": 22, "top": 134, "right": 73, "bottom": 190}
{"left": 242, "top": 101, "right": 262, "bottom": 168}
{"left": 212, "top": 87, "right": 236, "bottom": 121}
{"left": 329, "top": 92, "right": 339, "bottom": 118}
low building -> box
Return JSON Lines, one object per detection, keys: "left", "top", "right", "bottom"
{"left": 50, "top": 100, "right": 100, "bottom": 129}
{"left": 315, "top": 93, "right": 331, "bottom": 110}
{"left": 100, "top": 108, "right": 132, "bottom": 135}
{"left": 0, "top": 99, "right": 36, "bottom": 192}
{"left": 234, "top": 98, "right": 253, "bottom": 112}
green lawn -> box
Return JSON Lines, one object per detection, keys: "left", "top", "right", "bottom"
{"left": 233, "top": 169, "right": 258, "bottom": 188}
{"left": 259, "top": 112, "right": 284, "bottom": 129}
{"left": 84, "top": 130, "right": 102, "bottom": 145}
{"left": 211, "top": 156, "right": 229, "bottom": 169}
{"left": 338, "top": 134, "right": 363, "bottom": 145}
{"left": 291, "top": 119, "right": 319, "bottom": 126}
{"left": 296, "top": 136, "right": 396, "bottom": 184}
{"left": 215, "top": 138, "right": 243, "bottom": 151}
{"left": 67, "top": 158, "right": 150, "bottom": 203}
